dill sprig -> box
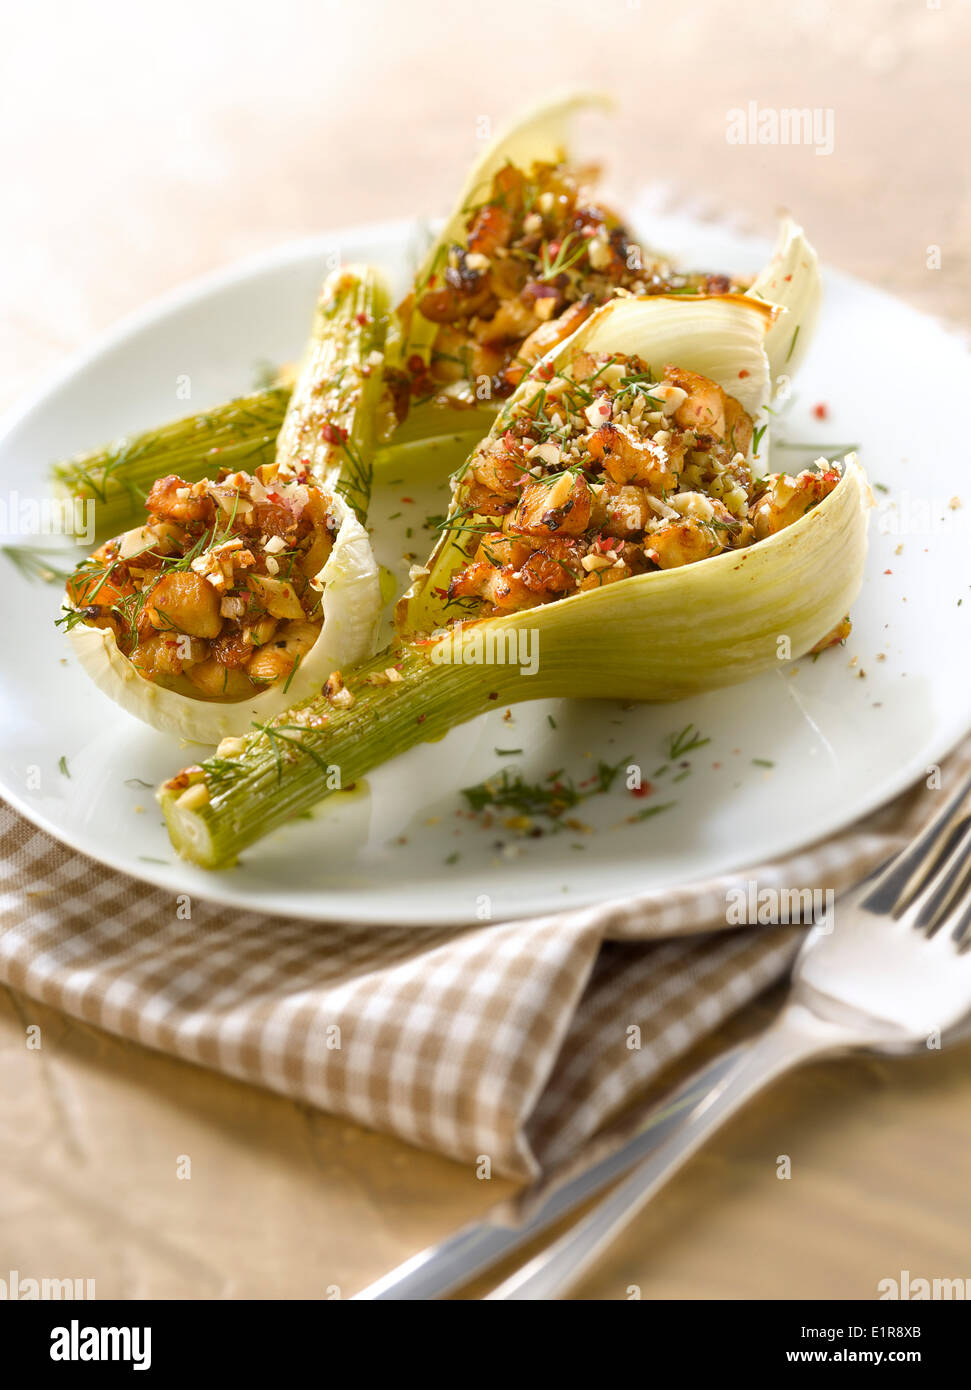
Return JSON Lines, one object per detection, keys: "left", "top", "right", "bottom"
{"left": 462, "top": 755, "right": 628, "bottom": 830}
{"left": 2, "top": 544, "right": 78, "bottom": 585}
{"left": 666, "top": 723, "right": 710, "bottom": 759}
{"left": 540, "top": 231, "right": 589, "bottom": 281}
{"left": 249, "top": 721, "right": 333, "bottom": 784}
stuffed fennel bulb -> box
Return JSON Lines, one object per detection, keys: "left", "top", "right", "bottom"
{"left": 159, "top": 292, "right": 870, "bottom": 867}
{"left": 385, "top": 89, "right": 794, "bottom": 444}
{"left": 62, "top": 265, "right": 389, "bottom": 744}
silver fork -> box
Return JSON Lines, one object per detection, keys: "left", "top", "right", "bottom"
{"left": 488, "top": 771, "right": 971, "bottom": 1300}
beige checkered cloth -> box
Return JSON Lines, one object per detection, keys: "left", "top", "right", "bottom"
{"left": 1, "top": 740, "right": 968, "bottom": 1178}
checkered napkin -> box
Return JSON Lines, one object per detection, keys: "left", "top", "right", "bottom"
{"left": 1, "top": 741, "right": 967, "bottom": 1178}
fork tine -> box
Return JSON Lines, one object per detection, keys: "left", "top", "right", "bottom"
{"left": 951, "top": 896, "right": 971, "bottom": 951}
{"left": 861, "top": 771, "right": 971, "bottom": 916}
{"left": 904, "top": 815, "right": 971, "bottom": 937}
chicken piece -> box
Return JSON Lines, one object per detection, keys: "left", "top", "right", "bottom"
{"left": 569, "top": 351, "right": 601, "bottom": 383}
{"left": 142, "top": 571, "right": 223, "bottom": 639}
{"left": 506, "top": 472, "right": 592, "bottom": 537}
{"left": 646, "top": 518, "right": 722, "bottom": 569}
{"left": 490, "top": 162, "right": 527, "bottom": 215}
{"left": 471, "top": 533, "right": 536, "bottom": 570}
{"left": 145, "top": 474, "right": 215, "bottom": 524}
{"left": 723, "top": 395, "right": 754, "bottom": 457}
{"left": 503, "top": 297, "right": 596, "bottom": 388}
{"left": 186, "top": 659, "right": 255, "bottom": 699}
{"left": 146, "top": 519, "right": 191, "bottom": 553}
{"left": 246, "top": 645, "right": 296, "bottom": 685}
{"left": 463, "top": 482, "right": 512, "bottom": 517}
{"left": 489, "top": 252, "right": 530, "bottom": 300}
{"left": 246, "top": 619, "right": 320, "bottom": 685}
{"left": 579, "top": 562, "right": 633, "bottom": 592}
{"left": 477, "top": 297, "right": 541, "bottom": 346}
{"left": 465, "top": 432, "right": 528, "bottom": 510}
{"left": 577, "top": 541, "right": 648, "bottom": 590}
{"left": 466, "top": 203, "right": 513, "bottom": 258}
{"left": 418, "top": 274, "right": 493, "bottom": 325}
{"left": 662, "top": 366, "right": 728, "bottom": 435}
{"left": 278, "top": 619, "right": 324, "bottom": 650}
{"left": 750, "top": 470, "right": 839, "bottom": 540}
{"left": 663, "top": 366, "right": 753, "bottom": 455}
{"left": 244, "top": 615, "right": 278, "bottom": 648}
{"left": 129, "top": 634, "right": 188, "bottom": 679}
{"left": 65, "top": 541, "right": 136, "bottom": 611}
{"left": 599, "top": 482, "right": 653, "bottom": 538}
{"left": 427, "top": 325, "right": 505, "bottom": 387}
{"left": 519, "top": 537, "right": 584, "bottom": 595}
{"left": 447, "top": 533, "right": 535, "bottom": 609}
{"left": 447, "top": 559, "right": 538, "bottom": 615}
{"left": 424, "top": 247, "right": 496, "bottom": 322}
{"left": 447, "top": 533, "right": 581, "bottom": 613}
{"left": 586, "top": 422, "right": 681, "bottom": 494}
{"left": 469, "top": 341, "right": 507, "bottom": 382}
{"left": 426, "top": 325, "right": 471, "bottom": 384}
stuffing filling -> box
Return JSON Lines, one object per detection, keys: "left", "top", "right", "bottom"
{"left": 391, "top": 158, "right": 743, "bottom": 417}
{"left": 444, "top": 349, "right": 843, "bottom": 633}
{"left": 64, "top": 464, "right": 335, "bottom": 699}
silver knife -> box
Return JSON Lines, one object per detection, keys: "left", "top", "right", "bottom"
{"left": 351, "top": 1043, "right": 746, "bottom": 1300}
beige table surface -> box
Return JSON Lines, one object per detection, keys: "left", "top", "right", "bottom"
{"left": 2, "top": 0, "right": 969, "bottom": 1300}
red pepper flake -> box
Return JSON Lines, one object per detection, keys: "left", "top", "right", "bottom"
{"left": 630, "top": 783, "right": 653, "bottom": 799}
{"left": 321, "top": 422, "right": 348, "bottom": 445}
{"left": 400, "top": 496, "right": 415, "bottom": 505}
{"left": 784, "top": 273, "right": 793, "bottom": 282}
{"left": 417, "top": 714, "right": 426, "bottom": 724}
{"left": 433, "top": 586, "right": 449, "bottom": 600}
{"left": 487, "top": 692, "right": 499, "bottom": 701}
{"left": 738, "top": 369, "right": 750, "bottom": 379}
{"left": 592, "top": 535, "right": 619, "bottom": 555}
{"left": 884, "top": 569, "right": 893, "bottom": 575}
{"left": 536, "top": 360, "right": 555, "bottom": 381}
{"left": 812, "top": 402, "right": 828, "bottom": 420}
{"left": 355, "top": 312, "right": 370, "bottom": 326}
{"left": 407, "top": 354, "right": 426, "bottom": 375}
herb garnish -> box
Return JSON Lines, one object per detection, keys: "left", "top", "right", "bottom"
{"left": 462, "top": 755, "right": 628, "bottom": 831}
{"left": 666, "top": 723, "right": 710, "bottom": 758}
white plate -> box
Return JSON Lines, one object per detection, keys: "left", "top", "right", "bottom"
{"left": 1, "top": 216, "right": 969, "bottom": 924}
